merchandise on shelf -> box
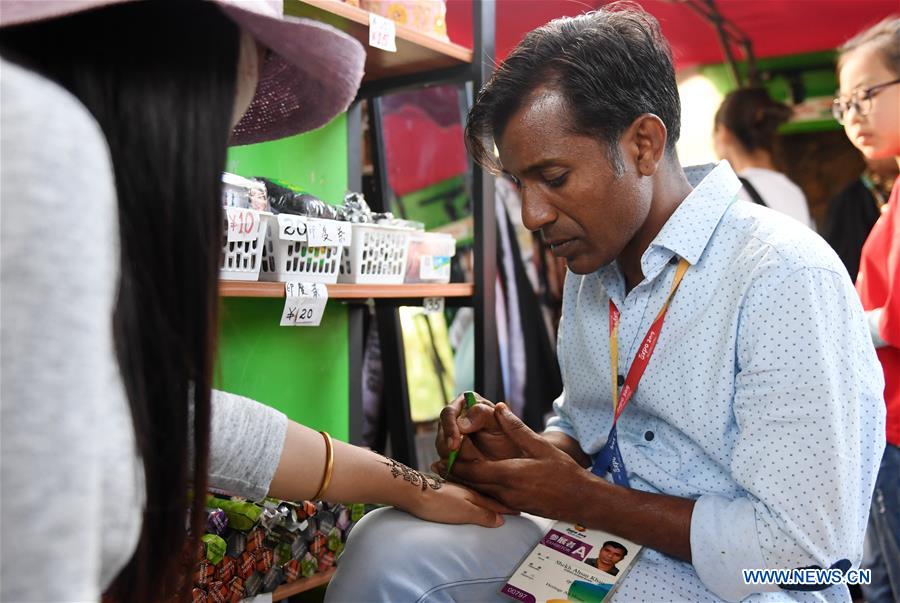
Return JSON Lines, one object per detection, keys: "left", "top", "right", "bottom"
{"left": 222, "top": 172, "right": 268, "bottom": 212}
{"left": 260, "top": 178, "right": 341, "bottom": 221}
{"left": 187, "top": 495, "right": 373, "bottom": 601}
{"left": 361, "top": 0, "right": 449, "bottom": 41}
{"left": 256, "top": 182, "right": 368, "bottom": 284}
{"left": 404, "top": 231, "right": 456, "bottom": 283}
{"left": 220, "top": 173, "right": 272, "bottom": 282}
{"left": 219, "top": 176, "right": 458, "bottom": 286}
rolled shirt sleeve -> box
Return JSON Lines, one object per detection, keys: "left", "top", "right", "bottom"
{"left": 544, "top": 304, "right": 578, "bottom": 441}
{"left": 208, "top": 390, "right": 289, "bottom": 501}
{"left": 690, "top": 265, "right": 885, "bottom": 601}
{"left": 544, "top": 388, "right": 578, "bottom": 439}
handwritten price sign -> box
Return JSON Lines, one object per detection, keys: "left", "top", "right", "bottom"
{"left": 280, "top": 281, "right": 329, "bottom": 327}
{"left": 307, "top": 219, "right": 351, "bottom": 248}
{"left": 369, "top": 13, "right": 397, "bottom": 52}
{"left": 225, "top": 207, "right": 260, "bottom": 242}
{"left": 277, "top": 214, "right": 308, "bottom": 242}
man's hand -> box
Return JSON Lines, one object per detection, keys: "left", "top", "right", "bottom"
{"left": 434, "top": 403, "right": 600, "bottom": 521}
{"left": 434, "top": 393, "right": 524, "bottom": 469}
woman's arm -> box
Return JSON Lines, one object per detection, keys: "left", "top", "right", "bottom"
{"left": 268, "top": 421, "right": 509, "bottom": 527}
{"left": 208, "top": 390, "right": 509, "bottom": 527}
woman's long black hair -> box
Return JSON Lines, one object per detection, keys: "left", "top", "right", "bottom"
{"left": 0, "top": 1, "right": 239, "bottom": 600}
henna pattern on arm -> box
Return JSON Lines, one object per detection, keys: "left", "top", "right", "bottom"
{"left": 381, "top": 459, "right": 443, "bottom": 491}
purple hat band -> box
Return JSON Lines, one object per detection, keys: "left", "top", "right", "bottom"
{"left": 0, "top": 0, "right": 366, "bottom": 145}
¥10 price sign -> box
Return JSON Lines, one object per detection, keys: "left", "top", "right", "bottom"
{"left": 225, "top": 207, "right": 260, "bottom": 242}
{"left": 280, "top": 281, "right": 329, "bottom": 327}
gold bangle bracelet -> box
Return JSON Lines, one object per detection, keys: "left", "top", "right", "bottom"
{"left": 313, "top": 431, "right": 334, "bottom": 500}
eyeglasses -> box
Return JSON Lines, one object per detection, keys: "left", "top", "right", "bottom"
{"left": 832, "top": 78, "right": 900, "bottom": 123}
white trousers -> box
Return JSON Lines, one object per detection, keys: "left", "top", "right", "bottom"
{"left": 325, "top": 507, "right": 551, "bottom": 603}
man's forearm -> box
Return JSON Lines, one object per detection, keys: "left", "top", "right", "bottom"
{"left": 577, "top": 475, "right": 695, "bottom": 563}
{"left": 540, "top": 431, "right": 694, "bottom": 563}
{"left": 542, "top": 430, "right": 592, "bottom": 467}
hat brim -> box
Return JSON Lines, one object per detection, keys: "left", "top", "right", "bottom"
{"left": 222, "top": 4, "right": 365, "bottom": 146}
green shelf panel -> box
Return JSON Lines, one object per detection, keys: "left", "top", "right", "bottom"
{"left": 217, "top": 115, "right": 350, "bottom": 439}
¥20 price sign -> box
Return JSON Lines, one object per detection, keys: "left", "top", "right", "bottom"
{"left": 280, "top": 281, "right": 329, "bottom": 327}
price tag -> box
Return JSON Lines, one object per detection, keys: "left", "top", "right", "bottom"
{"left": 225, "top": 207, "right": 259, "bottom": 242}
{"left": 369, "top": 12, "right": 397, "bottom": 52}
{"left": 307, "top": 219, "right": 351, "bottom": 247}
{"left": 277, "top": 214, "right": 308, "bottom": 242}
{"left": 281, "top": 281, "right": 329, "bottom": 327}
{"left": 423, "top": 297, "right": 445, "bottom": 315}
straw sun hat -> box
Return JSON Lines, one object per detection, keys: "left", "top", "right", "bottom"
{"left": 0, "top": 0, "right": 366, "bottom": 145}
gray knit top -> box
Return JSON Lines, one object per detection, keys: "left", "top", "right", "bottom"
{"left": 1, "top": 57, "right": 288, "bottom": 601}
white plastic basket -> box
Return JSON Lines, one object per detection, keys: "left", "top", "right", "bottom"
{"left": 339, "top": 223, "right": 412, "bottom": 284}
{"left": 259, "top": 214, "right": 347, "bottom": 284}
{"left": 220, "top": 208, "right": 269, "bottom": 281}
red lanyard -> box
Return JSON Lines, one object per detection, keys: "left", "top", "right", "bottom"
{"left": 609, "top": 258, "right": 690, "bottom": 422}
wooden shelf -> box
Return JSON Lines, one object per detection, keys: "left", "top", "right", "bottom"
{"left": 287, "top": 0, "right": 472, "bottom": 82}
{"left": 220, "top": 281, "right": 474, "bottom": 300}
{"left": 272, "top": 567, "right": 336, "bottom": 601}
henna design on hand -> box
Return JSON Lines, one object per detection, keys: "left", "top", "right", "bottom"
{"left": 382, "top": 459, "right": 443, "bottom": 491}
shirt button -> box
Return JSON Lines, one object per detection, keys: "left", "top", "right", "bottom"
{"left": 617, "top": 374, "right": 625, "bottom": 387}
{"left": 644, "top": 430, "right": 655, "bottom": 441}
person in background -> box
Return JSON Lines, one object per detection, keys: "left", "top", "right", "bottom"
{"left": 713, "top": 87, "right": 816, "bottom": 229}
{"left": 834, "top": 15, "right": 900, "bottom": 603}
{"left": 823, "top": 155, "right": 897, "bottom": 282}
{"left": 0, "top": 2, "right": 506, "bottom": 602}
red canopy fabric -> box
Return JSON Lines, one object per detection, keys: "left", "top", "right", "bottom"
{"left": 446, "top": 0, "right": 899, "bottom": 70}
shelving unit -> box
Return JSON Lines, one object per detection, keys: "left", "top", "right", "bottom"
{"left": 220, "top": 2, "right": 496, "bottom": 597}
{"left": 271, "top": 567, "right": 336, "bottom": 601}
{"left": 220, "top": 281, "right": 473, "bottom": 300}
{"left": 350, "top": 0, "right": 498, "bottom": 472}
{"left": 287, "top": 0, "right": 472, "bottom": 83}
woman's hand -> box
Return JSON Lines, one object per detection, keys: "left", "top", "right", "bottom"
{"left": 397, "top": 477, "right": 515, "bottom": 528}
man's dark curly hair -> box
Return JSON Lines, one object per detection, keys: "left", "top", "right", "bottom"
{"left": 465, "top": 2, "right": 681, "bottom": 176}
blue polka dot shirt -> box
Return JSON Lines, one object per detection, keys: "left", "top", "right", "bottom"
{"left": 545, "top": 162, "right": 885, "bottom": 602}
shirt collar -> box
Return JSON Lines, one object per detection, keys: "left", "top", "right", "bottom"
{"left": 644, "top": 161, "right": 741, "bottom": 269}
